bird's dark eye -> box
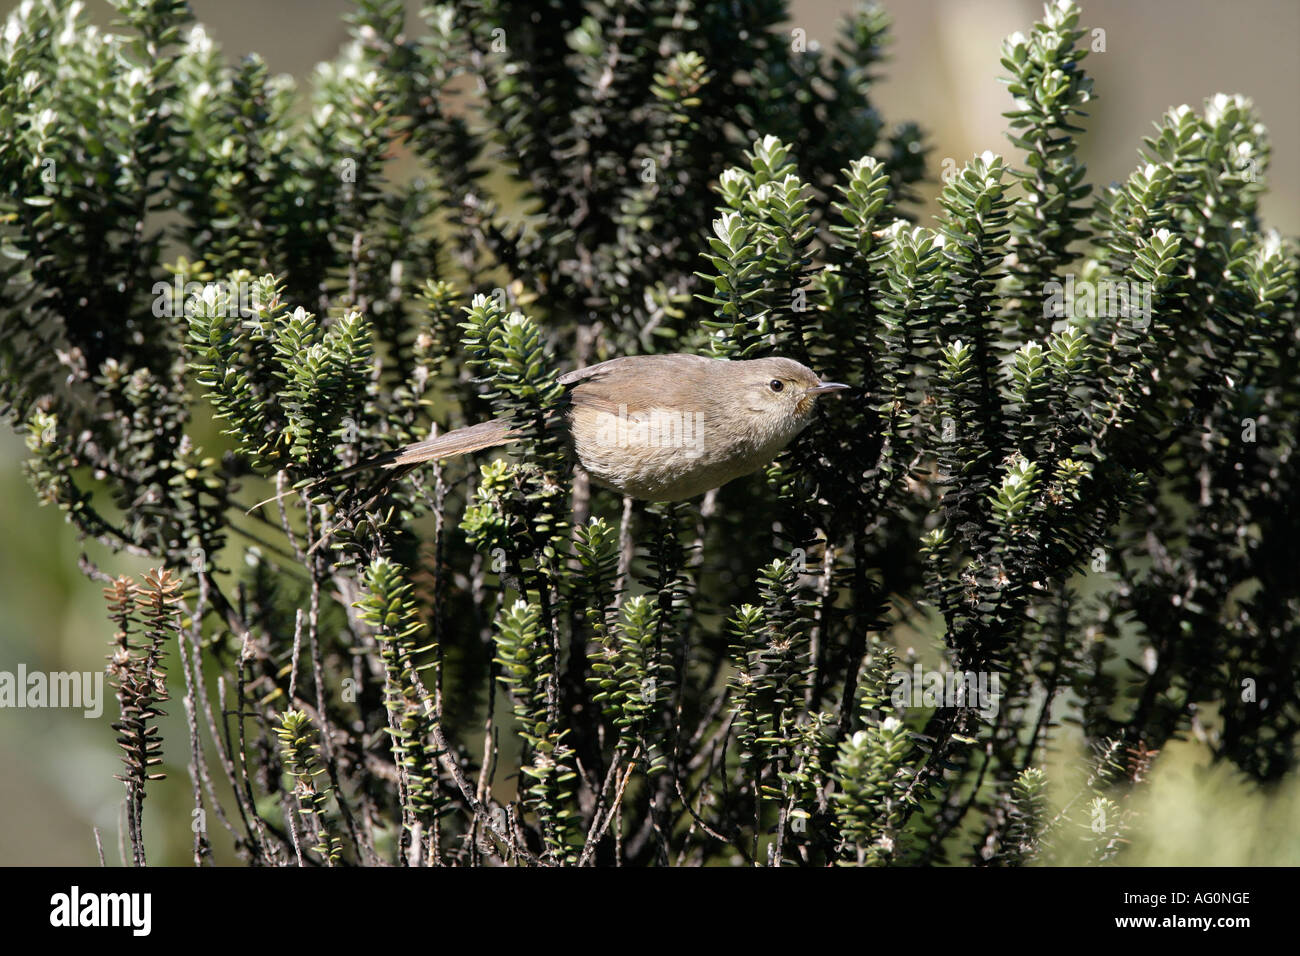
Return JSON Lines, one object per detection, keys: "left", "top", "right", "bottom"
{"left": 769, "top": 379, "right": 784, "bottom": 392}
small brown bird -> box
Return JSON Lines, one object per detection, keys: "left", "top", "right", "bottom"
{"left": 360, "top": 354, "right": 848, "bottom": 501}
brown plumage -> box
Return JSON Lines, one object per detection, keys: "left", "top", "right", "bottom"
{"left": 342, "top": 418, "right": 518, "bottom": 473}
{"left": 357, "top": 353, "right": 848, "bottom": 501}
{"left": 251, "top": 353, "right": 848, "bottom": 515}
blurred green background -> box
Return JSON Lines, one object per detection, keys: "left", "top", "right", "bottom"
{"left": 1, "top": 0, "right": 1296, "bottom": 865}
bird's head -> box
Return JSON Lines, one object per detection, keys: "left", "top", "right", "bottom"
{"left": 731, "top": 356, "right": 850, "bottom": 443}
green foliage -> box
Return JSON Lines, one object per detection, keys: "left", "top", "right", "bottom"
{"left": 589, "top": 596, "right": 664, "bottom": 748}
{"left": 1002, "top": 767, "right": 1049, "bottom": 865}
{"left": 2, "top": 0, "right": 1296, "bottom": 866}
{"left": 493, "top": 598, "right": 579, "bottom": 863}
{"left": 1001, "top": 0, "right": 1094, "bottom": 335}
{"left": 833, "top": 716, "right": 910, "bottom": 865}
{"left": 276, "top": 710, "right": 345, "bottom": 865}
{"left": 356, "top": 556, "right": 445, "bottom": 858}
{"left": 699, "top": 135, "right": 817, "bottom": 361}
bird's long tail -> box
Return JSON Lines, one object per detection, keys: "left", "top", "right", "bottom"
{"left": 331, "top": 418, "right": 518, "bottom": 477}
{"left": 245, "top": 418, "right": 517, "bottom": 514}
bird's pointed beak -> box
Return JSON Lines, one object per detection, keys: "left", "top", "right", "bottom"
{"left": 805, "top": 381, "right": 850, "bottom": 396}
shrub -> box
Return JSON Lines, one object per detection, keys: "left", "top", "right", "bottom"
{"left": 1, "top": 0, "right": 1294, "bottom": 865}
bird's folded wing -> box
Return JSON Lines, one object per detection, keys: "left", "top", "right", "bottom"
{"left": 560, "top": 354, "right": 718, "bottom": 416}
